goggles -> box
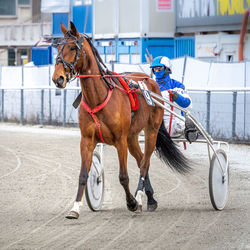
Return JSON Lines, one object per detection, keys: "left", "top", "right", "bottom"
{"left": 153, "top": 66, "right": 164, "bottom": 72}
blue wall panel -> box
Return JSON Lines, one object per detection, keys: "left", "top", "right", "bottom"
{"left": 175, "top": 37, "right": 195, "bottom": 58}
{"left": 94, "top": 37, "right": 195, "bottom": 63}
{"left": 52, "top": 13, "right": 68, "bottom": 36}
{"left": 73, "top": 5, "right": 93, "bottom": 34}
{"left": 31, "top": 47, "right": 52, "bottom": 66}
{"left": 141, "top": 38, "right": 175, "bottom": 63}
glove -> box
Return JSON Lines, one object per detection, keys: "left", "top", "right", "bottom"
{"left": 170, "top": 91, "right": 179, "bottom": 102}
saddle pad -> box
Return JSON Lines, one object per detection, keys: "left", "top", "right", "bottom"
{"left": 114, "top": 73, "right": 139, "bottom": 111}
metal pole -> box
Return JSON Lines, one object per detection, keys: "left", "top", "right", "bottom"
{"left": 20, "top": 89, "right": 24, "bottom": 124}
{"left": 41, "top": 89, "right": 44, "bottom": 125}
{"left": 181, "top": 55, "right": 187, "bottom": 84}
{"left": 232, "top": 91, "right": 237, "bottom": 140}
{"left": 63, "top": 89, "right": 67, "bottom": 127}
{"left": 49, "top": 66, "right": 52, "bottom": 124}
{"left": 20, "top": 66, "right": 24, "bottom": 125}
{"left": 206, "top": 91, "right": 211, "bottom": 134}
{"left": 244, "top": 62, "right": 246, "bottom": 140}
{"left": 111, "top": 60, "right": 115, "bottom": 72}
{"left": 1, "top": 89, "right": 4, "bottom": 122}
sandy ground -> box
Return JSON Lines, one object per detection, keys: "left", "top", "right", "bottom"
{"left": 0, "top": 123, "right": 250, "bottom": 250}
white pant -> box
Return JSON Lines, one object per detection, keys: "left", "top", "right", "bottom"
{"left": 164, "top": 113, "right": 185, "bottom": 137}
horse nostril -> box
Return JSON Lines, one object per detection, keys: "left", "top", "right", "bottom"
{"left": 56, "top": 76, "right": 64, "bottom": 87}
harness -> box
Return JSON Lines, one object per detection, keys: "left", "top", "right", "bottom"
{"left": 81, "top": 89, "right": 113, "bottom": 143}
{"left": 54, "top": 32, "right": 140, "bottom": 143}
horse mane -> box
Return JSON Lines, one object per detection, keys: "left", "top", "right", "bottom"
{"left": 82, "top": 34, "right": 120, "bottom": 88}
{"left": 83, "top": 35, "right": 113, "bottom": 75}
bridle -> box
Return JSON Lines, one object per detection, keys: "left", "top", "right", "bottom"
{"left": 54, "top": 31, "right": 84, "bottom": 82}
{"left": 53, "top": 32, "right": 115, "bottom": 89}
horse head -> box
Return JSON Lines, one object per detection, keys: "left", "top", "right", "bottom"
{"left": 52, "top": 21, "right": 85, "bottom": 88}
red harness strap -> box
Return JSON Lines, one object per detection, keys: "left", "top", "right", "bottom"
{"left": 76, "top": 73, "right": 141, "bottom": 111}
{"left": 168, "top": 93, "right": 174, "bottom": 135}
{"left": 113, "top": 72, "right": 139, "bottom": 111}
{"left": 81, "top": 89, "right": 113, "bottom": 143}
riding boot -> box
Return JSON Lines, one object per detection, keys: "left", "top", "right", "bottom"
{"left": 184, "top": 117, "right": 199, "bottom": 143}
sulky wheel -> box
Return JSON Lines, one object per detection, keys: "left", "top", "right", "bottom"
{"left": 209, "top": 149, "right": 229, "bottom": 210}
{"left": 85, "top": 151, "right": 104, "bottom": 211}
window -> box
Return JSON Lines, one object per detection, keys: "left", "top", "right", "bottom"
{"left": 0, "top": 0, "right": 16, "bottom": 16}
{"left": 18, "top": 0, "right": 30, "bottom": 6}
{"left": 226, "top": 55, "right": 233, "bottom": 62}
{"left": 8, "top": 48, "right": 16, "bottom": 66}
{"left": 20, "top": 49, "right": 28, "bottom": 65}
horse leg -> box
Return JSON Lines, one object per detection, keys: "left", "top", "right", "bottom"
{"left": 127, "top": 134, "right": 157, "bottom": 212}
{"left": 66, "top": 137, "right": 95, "bottom": 219}
{"left": 139, "top": 128, "right": 160, "bottom": 212}
{"left": 116, "top": 137, "right": 138, "bottom": 212}
{"left": 144, "top": 174, "right": 158, "bottom": 211}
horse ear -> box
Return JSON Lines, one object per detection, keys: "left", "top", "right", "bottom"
{"left": 70, "top": 21, "right": 79, "bottom": 37}
{"left": 60, "top": 22, "right": 67, "bottom": 35}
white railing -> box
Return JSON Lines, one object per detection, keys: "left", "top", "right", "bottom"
{"left": 0, "top": 58, "right": 250, "bottom": 141}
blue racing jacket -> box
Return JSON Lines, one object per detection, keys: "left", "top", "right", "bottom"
{"left": 156, "top": 74, "right": 191, "bottom": 108}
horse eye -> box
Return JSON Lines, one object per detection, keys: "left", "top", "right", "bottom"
{"left": 70, "top": 47, "right": 76, "bottom": 51}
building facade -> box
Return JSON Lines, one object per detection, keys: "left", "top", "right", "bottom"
{"left": 1, "top": 0, "right": 249, "bottom": 66}
{"left": 176, "top": 0, "right": 250, "bottom": 62}
{"left": 0, "top": 0, "right": 51, "bottom": 66}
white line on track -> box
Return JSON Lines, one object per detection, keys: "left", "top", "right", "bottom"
{"left": 0, "top": 145, "right": 22, "bottom": 180}
{"left": 100, "top": 216, "right": 134, "bottom": 250}
{"left": 20, "top": 152, "right": 73, "bottom": 180}
{"left": 179, "top": 174, "right": 222, "bottom": 249}
{"left": 3, "top": 197, "right": 75, "bottom": 250}
{"left": 20, "top": 153, "right": 63, "bottom": 179}
{"left": 72, "top": 219, "right": 112, "bottom": 249}
{"left": 2, "top": 151, "right": 75, "bottom": 250}
{"left": 144, "top": 171, "right": 191, "bottom": 249}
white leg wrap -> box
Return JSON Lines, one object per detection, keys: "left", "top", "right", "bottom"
{"left": 135, "top": 190, "right": 144, "bottom": 206}
{"left": 71, "top": 201, "right": 83, "bottom": 214}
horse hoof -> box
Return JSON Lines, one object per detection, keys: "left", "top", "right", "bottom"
{"left": 147, "top": 201, "right": 158, "bottom": 212}
{"left": 136, "top": 205, "right": 142, "bottom": 213}
{"left": 65, "top": 211, "right": 79, "bottom": 219}
{"left": 127, "top": 198, "right": 138, "bottom": 212}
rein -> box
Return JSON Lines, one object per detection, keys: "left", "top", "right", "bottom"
{"left": 76, "top": 74, "right": 150, "bottom": 79}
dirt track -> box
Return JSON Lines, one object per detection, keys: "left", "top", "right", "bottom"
{"left": 0, "top": 123, "right": 250, "bottom": 250}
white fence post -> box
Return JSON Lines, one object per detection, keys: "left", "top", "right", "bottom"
{"left": 0, "top": 66, "right": 3, "bottom": 122}
{"left": 63, "top": 89, "right": 67, "bottom": 127}
{"left": 232, "top": 91, "right": 237, "bottom": 140}
{"left": 49, "top": 66, "right": 52, "bottom": 124}
{"left": 41, "top": 89, "right": 44, "bottom": 125}
{"left": 206, "top": 91, "right": 211, "bottom": 134}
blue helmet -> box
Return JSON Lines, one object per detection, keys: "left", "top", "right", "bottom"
{"left": 150, "top": 56, "right": 172, "bottom": 74}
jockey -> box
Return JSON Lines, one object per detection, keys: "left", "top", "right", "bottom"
{"left": 150, "top": 56, "right": 198, "bottom": 142}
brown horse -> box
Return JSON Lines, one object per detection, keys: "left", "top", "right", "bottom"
{"left": 52, "top": 22, "right": 190, "bottom": 219}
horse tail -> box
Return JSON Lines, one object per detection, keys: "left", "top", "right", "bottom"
{"left": 155, "top": 122, "right": 192, "bottom": 174}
